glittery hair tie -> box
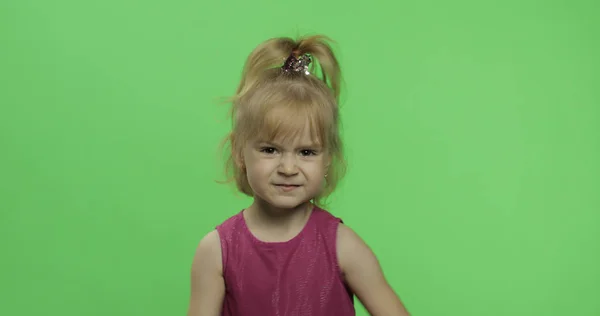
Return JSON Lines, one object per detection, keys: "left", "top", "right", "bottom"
{"left": 282, "top": 52, "right": 312, "bottom": 75}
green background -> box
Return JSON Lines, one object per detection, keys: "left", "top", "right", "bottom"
{"left": 1, "top": 0, "right": 599, "bottom": 315}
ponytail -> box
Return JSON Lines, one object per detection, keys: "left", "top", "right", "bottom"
{"left": 294, "top": 35, "right": 342, "bottom": 100}
{"left": 235, "top": 35, "right": 342, "bottom": 101}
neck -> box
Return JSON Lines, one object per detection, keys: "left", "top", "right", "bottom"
{"left": 245, "top": 199, "right": 314, "bottom": 228}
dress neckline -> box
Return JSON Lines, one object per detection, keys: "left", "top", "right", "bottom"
{"left": 240, "top": 205, "right": 317, "bottom": 247}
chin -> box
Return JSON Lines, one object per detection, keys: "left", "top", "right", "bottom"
{"left": 256, "top": 193, "right": 310, "bottom": 210}
{"left": 266, "top": 198, "right": 307, "bottom": 209}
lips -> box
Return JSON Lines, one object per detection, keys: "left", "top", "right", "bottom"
{"left": 275, "top": 184, "right": 301, "bottom": 192}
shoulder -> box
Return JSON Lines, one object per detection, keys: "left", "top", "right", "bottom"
{"left": 191, "top": 230, "right": 223, "bottom": 276}
{"left": 311, "top": 207, "right": 343, "bottom": 228}
{"left": 336, "top": 223, "right": 377, "bottom": 275}
{"left": 188, "top": 230, "right": 227, "bottom": 315}
{"left": 213, "top": 211, "right": 244, "bottom": 248}
{"left": 336, "top": 223, "right": 365, "bottom": 251}
{"left": 336, "top": 222, "right": 361, "bottom": 245}
{"left": 216, "top": 210, "right": 244, "bottom": 234}
{"left": 336, "top": 224, "right": 412, "bottom": 314}
{"left": 197, "top": 229, "right": 221, "bottom": 251}
{"left": 310, "top": 207, "right": 356, "bottom": 249}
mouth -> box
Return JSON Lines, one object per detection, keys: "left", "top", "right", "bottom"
{"left": 274, "top": 184, "right": 301, "bottom": 191}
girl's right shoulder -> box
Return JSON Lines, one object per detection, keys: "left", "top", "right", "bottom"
{"left": 188, "top": 230, "right": 226, "bottom": 316}
{"left": 192, "top": 230, "right": 223, "bottom": 276}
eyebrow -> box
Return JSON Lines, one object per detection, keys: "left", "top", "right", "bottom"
{"left": 258, "top": 141, "right": 321, "bottom": 149}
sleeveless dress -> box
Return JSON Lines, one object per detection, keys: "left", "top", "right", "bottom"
{"left": 215, "top": 206, "right": 356, "bottom": 316}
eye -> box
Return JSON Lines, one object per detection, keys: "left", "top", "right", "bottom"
{"left": 260, "top": 147, "right": 277, "bottom": 154}
{"left": 300, "top": 149, "right": 318, "bottom": 156}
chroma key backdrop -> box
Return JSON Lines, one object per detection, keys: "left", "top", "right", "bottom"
{"left": 1, "top": 1, "right": 598, "bottom": 315}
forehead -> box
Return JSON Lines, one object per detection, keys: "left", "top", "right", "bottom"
{"left": 257, "top": 127, "right": 319, "bottom": 147}
{"left": 254, "top": 106, "right": 324, "bottom": 146}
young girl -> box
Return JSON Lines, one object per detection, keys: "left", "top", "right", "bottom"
{"left": 187, "top": 34, "right": 410, "bottom": 316}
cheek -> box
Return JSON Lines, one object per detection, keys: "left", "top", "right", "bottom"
{"left": 245, "top": 159, "right": 275, "bottom": 179}
{"left": 304, "top": 162, "right": 326, "bottom": 178}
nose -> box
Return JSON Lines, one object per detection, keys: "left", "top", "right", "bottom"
{"left": 278, "top": 153, "right": 298, "bottom": 175}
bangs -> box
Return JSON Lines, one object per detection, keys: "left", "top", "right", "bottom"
{"left": 238, "top": 82, "right": 335, "bottom": 147}
{"left": 258, "top": 100, "right": 325, "bottom": 146}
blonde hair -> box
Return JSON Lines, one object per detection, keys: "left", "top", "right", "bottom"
{"left": 220, "top": 34, "right": 346, "bottom": 207}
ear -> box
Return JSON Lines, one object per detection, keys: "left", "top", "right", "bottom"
{"left": 325, "top": 153, "right": 332, "bottom": 168}
{"left": 324, "top": 157, "right": 331, "bottom": 174}
{"left": 230, "top": 135, "right": 246, "bottom": 169}
{"left": 234, "top": 152, "right": 245, "bottom": 169}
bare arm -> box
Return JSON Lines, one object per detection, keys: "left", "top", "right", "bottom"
{"left": 187, "top": 230, "right": 225, "bottom": 316}
{"left": 337, "top": 224, "right": 410, "bottom": 316}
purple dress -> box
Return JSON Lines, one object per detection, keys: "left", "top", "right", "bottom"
{"left": 216, "top": 206, "right": 356, "bottom": 316}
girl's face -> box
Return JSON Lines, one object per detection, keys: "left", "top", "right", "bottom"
{"left": 241, "top": 126, "right": 328, "bottom": 211}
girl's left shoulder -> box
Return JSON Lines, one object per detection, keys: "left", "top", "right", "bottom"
{"left": 336, "top": 223, "right": 411, "bottom": 315}
{"left": 335, "top": 223, "right": 368, "bottom": 264}
{"left": 336, "top": 222, "right": 373, "bottom": 279}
